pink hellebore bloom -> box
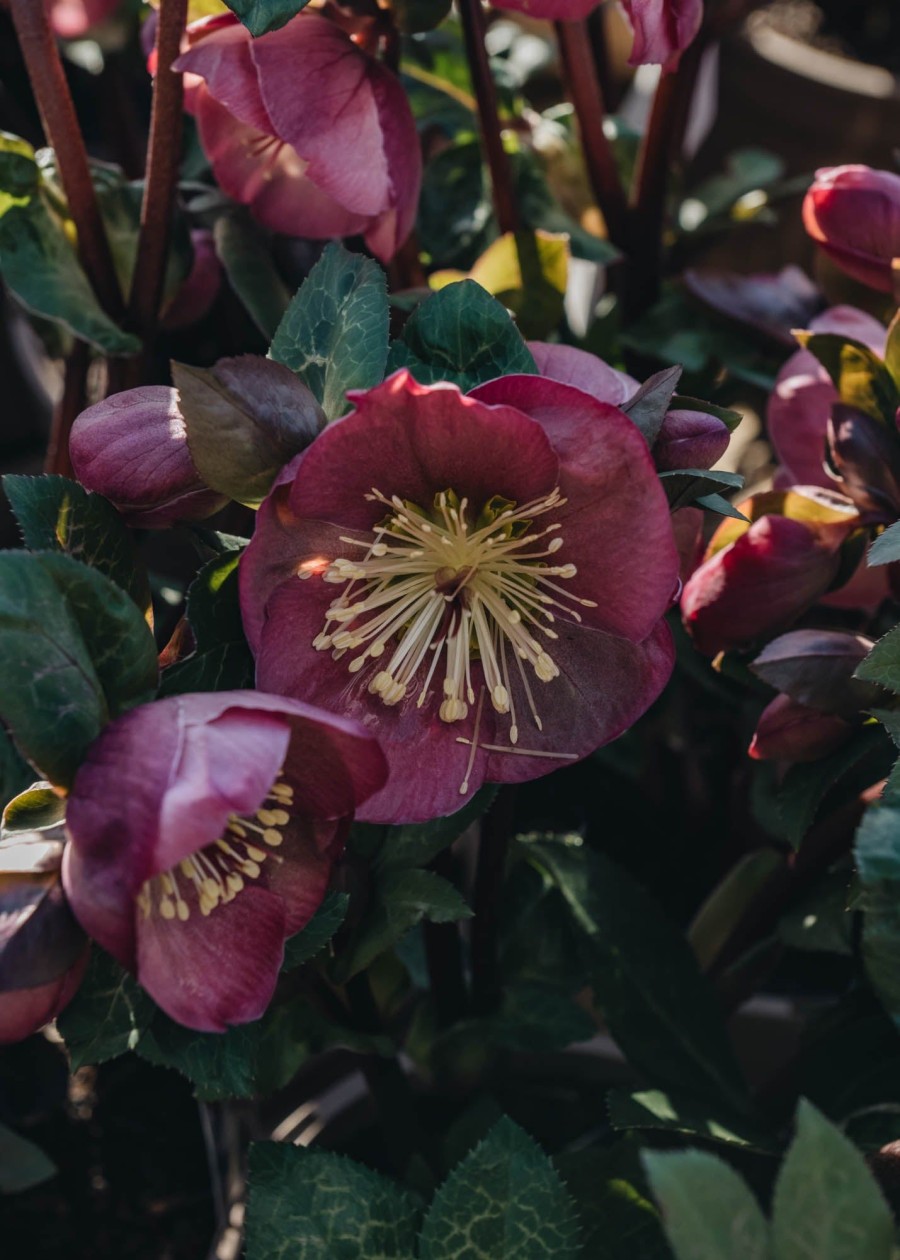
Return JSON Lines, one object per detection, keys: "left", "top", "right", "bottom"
{"left": 803, "top": 166, "right": 900, "bottom": 294}
{"left": 62, "top": 692, "right": 387, "bottom": 1032}
{"left": 47, "top": 0, "right": 118, "bottom": 38}
{"left": 70, "top": 386, "right": 227, "bottom": 527}
{"left": 748, "top": 694, "right": 852, "bottom": 763}
{"left": 174, "top": 13, "right": 421, "bottom": 263}
{"left": 240, "top": 370, "right": 679, "bottom": 823}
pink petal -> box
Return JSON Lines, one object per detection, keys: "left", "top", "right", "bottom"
{"left": 136, "top": 884, "right": 286, "bottom": 1031}
{"left": 0, "top": 953, "right": 87, "bottom": 1044}
{"left": 287, "top": 371, "right": 560, "bottom": 531}
{"left": 174, "top": 20, "right": 273, "bottom": 134}
{"left": 527, "top": 341, "right": 637, "bottom": 405}
{"left": 362, "top": 64, "right": 423, "bottom": 261}
{"left": 620, "top": 0, "right": 703, "bottom": 71}
{"left": 748, "top": 694, "right": 852, "bottom": 763}
{"left": 470, "top": 374, "right": 679, "bottom": 642}
{"left": 804, "top": 166, "right": 900, "bottom": 293}
{"left": 654, "top": 409, "right": 730, "bottom": 472}
{"left": 257, "top": 818, "right": 337, "bottom": 934}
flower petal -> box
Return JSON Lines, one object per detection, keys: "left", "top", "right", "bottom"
{"left": 528, "top": 341, "right": 637, "bottom": 404}
{"left": 174, "top": 20, "right": 273, "bottom": 133}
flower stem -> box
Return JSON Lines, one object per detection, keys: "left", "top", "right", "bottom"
{"left": 627, "top": 37, "right": 705, "bottom": 316}
{"left": 128, "top": 0, "right": 188, "bottom": 341}
{"left": 555, "top": 18, "right": 628, "bottom": 250}
{"left": 470, "top": 786, "right": 516, "bottom": 1016}
{"left": 9, "top": 0, "right": 123, "bottom": 321}
{"left": 44, "top": 339, "right": 88, "bottom": 477}
{"left": 457, "top": 0, "right": 520, "bottom": 235}
{"left": 423, "top": 850, "right": 468, "bottom": 1028}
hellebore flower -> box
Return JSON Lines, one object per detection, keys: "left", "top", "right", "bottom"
{"left": 681, "top": 488, "right": 862, "bottom": 656}
{"left": 240, "top": 370, "right": 679, "bottom": 823}
{"left": 619, "top": 0, "right": 703, "bottom": 70}
{"left": 803, "top": 166, "right": 900, "bottom": 294}
{"left": 827, "top": 404, "right": 900, "bottom": 525}
{"left": 173, "top": 13, "right": 421, "bottom": 262}
{"left": 652, "top": 409, "right": 730, "bottom": 472}
{"left": 70, "top": 387, "right": 228, "bottom": 527}
{"left": 684, "top": 266, "right": 824, "bottom": 347}
{"left": 748, "top": 694, "right": 852, "bottom": 763}
{"left": 62, "top": 692, "right": 387, "bottom": 1031}
{"left": 768, "top": 306, "right": 886, "bottom": 489}
{"left": 0, "top": 787, "right": 88, "bottom": 1043}
{"left": 750, "top": 628, "right": 878, "bottom": 719}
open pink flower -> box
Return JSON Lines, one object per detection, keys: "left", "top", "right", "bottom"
{"left": 240, "top": 370, "right": 679, "bottom": 823}
{"left": 173, "top": 13, "right": 421, "bottom": 262}
{"left": 47, "top": 0, "right": 118, "bottom": 38}
{"left": 803, "top": 166, "right": 900, "bottom": 294}
{"left": 62, "top": 692, "right": 386, "bottom": 1032}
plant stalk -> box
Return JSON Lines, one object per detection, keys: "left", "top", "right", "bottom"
{"left": 470, "top": 786, "right": 516, "bottom": 1016}
{"left": 9, "top": 0, "right": 123, "bottom": 320}
{"left": 44, "top": 339, "right": 89, "bottom": 477}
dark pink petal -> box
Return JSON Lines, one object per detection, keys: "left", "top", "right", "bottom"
{"left": 288, "top": 371, "right": 560, "bottom": 531}
{"left": 136, "top": 885, "right": 286, "bottom": 1031}
{"left": 654, "top": 409, "right": 730, "bottom": 472}
{"left": 681, "top": 514, "right": 851, "bottom": 656}
{"left": 683, "top": 266, "right": 822, "bottom": 347}
{"left": 161, "top": 230, "right": 222, "bottom": 331}
{"left": 252, "top": 15, "right": 390, "bottom": 218}
{"left": 0, "top": 952, "right": 87, "bottom": 1044}
{"left": 820, "top": 557, "right": 889, "bottom": 612}
{"left": 471, "top": 374, "right": 679, "bottom": 642}
{"left": 527, "top": 341, "right": 637, "bottom": 405}
{"left": 803, "top": 166, "right": 900, "bottom": 293}
{"left": 620, "top": 0, "right": 703, "bottom": 70}
{"left": 69, "top": 387, "right": 226, "bottom": 527}
{"left": 363, "top": 64, "right": 423, "bottom": 262}
{"left": 489, "top": 0, "right": 602, "bottom": 18}
{"left": 748, "top": 694, "right": 852, "bottom": 763}
{"left": 257, "top": 818, "right": 336, "bottom": 934}
{"left": 672, "top": 506, "right": 704, "bottom": 583}
{"left": 174, "top": 20, "right": 273, "bottom": 134}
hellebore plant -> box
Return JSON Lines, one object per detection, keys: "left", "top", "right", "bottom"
{"left": 241, "top": 369, "right": 679, "bottom": 822}
{"left": 63, "top": 692, "right": 386, "bottom": 1031}
{"left": 804, "top": 166, "right": 900, "bottom": 295}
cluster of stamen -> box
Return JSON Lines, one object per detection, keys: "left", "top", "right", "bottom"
{"left": 309, "top": 487, "right": 596, "bottom": 768}
{"left": 137, "top": 778, "right": 293, "bottom": 922}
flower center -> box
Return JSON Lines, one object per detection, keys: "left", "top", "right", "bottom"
{"left": 310, "top": 486, "right": 596, "bottom": 749}
{"left": 137, "top": 778, "right": 293, "bottom": 922}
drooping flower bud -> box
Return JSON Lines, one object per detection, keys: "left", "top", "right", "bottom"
{"left": 827, "top": 404, "right": 900, "bottom": 525}
{"left": 748, "top": 694, "right": 852, "bottom": 763}
{"left": 803, "top": 166, "right": 900, "bottom": 294}
{"left": 653, "top": 409, "right": 730, "bottom": 472}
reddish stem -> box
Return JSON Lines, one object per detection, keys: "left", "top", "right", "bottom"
{"left": 555, "top": 19, "right": 629, "bottom": 250}
{"left": 457, "top": 0, "right": 520, "bottom": 235}
{"left": 128, "top": 0, "right": 188, "bottom": 340}
{"left": 9, "top": 0, "right": 123, "bottom": 321}
{"left": 45, "top": 340, "right": 89, "bottom": 477}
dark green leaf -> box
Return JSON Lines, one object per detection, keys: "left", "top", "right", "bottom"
{"left": 487, "top": 981, "right": 595, "bottom": 1051}
{"left": 855, "top": 792, "right": 900, "bottom": 1028}
{"left": 856, "top": 625, "right": 900, "bottom": 693}
{"left": 623, "top": 366, "right": 682, "bottom": 445}
{"left": 0, "top": 132, "right": 38, "bottom": 203}
{"left": 0, "top": 551, "right": 157, "bottom": 786}
{"left": 3, "top": 474, "right": 151, "bottom": 614}
{"left": 388, "top": 280, "right": 536, "bottom": 390}
{"left": 868, "top": 521, "right": 900, "bottom": 567}
{"left": 609, "top": 1088, "right": 777, "bottom": 1153}
{"left": 771, "top": 1100, "right": 893, "bottom": 1260}
{"left": 643, "top": 1149, "right": 769, "bottom": 1260}
{"left": 56, "top": 950, "right": 155, "bottom": 1071}
{"left": 245, "top": 1142, "right": 422, "bottom": 1258}
{"left": 0, "top": 199, "right": 139, "bottom": 355}
{"left": 694, "top": 492, "right": 749, "bottom": 520}
{"left": 270, "top": 242, "right": 389, "bottom": 420}
{"left": 555, "top": 1143, "right": 671, "bottom": 1260}
{"left": 0, "top": 1122, "right": 56, "bottom": 1194}
{"left": 377, "top": 786, "right": 498, "bottom": 872}
{"left": 222, "top": 0, "right": 311, "bottom": 36}
{"left": 796, "top": 332, "right": 899, "bottom": 427}
{"left": 137, "top": 1015, "right": 267, "bottom": 1102}
{"left": 213, "top": 213, "right": 291, "bottom": 339}
{"left": 282, "top": 890, "right": 349, "bottom": 970}
{"left": 1, "top": 782, "right": 65, "bottom": 836}
{"left": 419, "top": 1117, "right": 580, "bottom": 1259}
{"left": 160, "top": 550, "right": 254, "bottom": 697}
{"left": 776, "top": 726, "right": 891, "bottom": 849}
{"left": 394, "top": 0, "right": 452, "bottom": 34}
{"left": 526, "top": 841, "right": 749, "bottom": 1111}
{"left": 660, "top": 469, "right": 744, "bottom": 512}
{"left": 671, "top": 395, "right": 743, "bottom": 433}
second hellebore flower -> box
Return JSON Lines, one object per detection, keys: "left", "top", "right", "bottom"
{"left": 803, "top": 166, "right": 900, "bottom": 294}
{"left": 62, "top": 692, "right": 387, "bottom": 1031}
{"left": 240, "top": 370, "right": 679, "bottom": 823}
{"left": 174, "top": 13, "right": 421, "bottom": 262}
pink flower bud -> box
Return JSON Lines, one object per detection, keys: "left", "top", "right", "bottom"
{"left": 803, "top": 166, "right": 900, "bottom": 294}
{"left": 70, "top": 387, "right": 228, "bottom": 528}
{"left": 748, "top": 694, "right": 852, "bottom": 763}
{"left": 654, "top": 409, "right": 730, "bottom": 472}
{"left": 161, "top": 230, "right": 222, "bottom": 331}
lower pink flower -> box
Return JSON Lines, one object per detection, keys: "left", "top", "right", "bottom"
{"left": 240, "top": 370, "right": 679, "bottom": 823}
{"left": 62, "top": 692, "right": 387, "bottom": 1032}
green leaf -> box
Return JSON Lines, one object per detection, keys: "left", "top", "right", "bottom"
{"left": 270, "top": 242, "right": 389, "bottom": 420}
{"left": 525, "top": 841, "right": 749, "bottom": 1111}
{"left": 555, "top": 1143, "right": 671, "bottom": 1260}
{"left": 867, "top": 522, "right": 900, "bottom": 567}
{"left": 1, "top": 782, "right": 65, "bottom": 836}
{"left": 855, "top": 792, "right": 900, "bottom": 1028}
{"left": 885, "top": 309, "right": 900, "bottom": 390}
{"left": 159, "top": 550, "right": 254, "bottom": 697}
{"left": 622, "top": 366, "right": 682, "bottom": 445}
{"left": 660, "top": 469, "right": 744, "bottom": 512}
{"left": 0, "top": 552, "right": 157, "bottom": 786}
{"left": 857, "top": 624, "right": 900, "bottom": 694}
{"left": 282, "top": 890, "right": 349, "bottom": 970}
{"left": 0, "top": 1122, "right": 57, "bottom": 1194}
{"left": 771, "top": 1100, "right": 893, "bottom": 1260}
{"left": 419, "top": 1117, "right": 580, "bottom": 1259}
{"left": 487, "top": 981, "right": 595, "bottom": 1051}
{"left": 137, "top": 1014, "right": 268, "bottom": 1102}
{"left": 245, "top": 1142, "right": 422, "bottom": 1259}
{"left": 694, "top": 492, "right": 749, "bottom": 521}
{"left": 56, "top": 950, "right": 155, "bottom": 1071}
{"left": 334, "top": 869, "right": 472, "bottom": 981}
{"left": 0, "top": 199, "right": 138, "bottom": 355}
{"left": 795, "top": 332, "right": 899, "bottom": 427}
{"left": 671, "top": 395, "right": 743, "bottom": 432}
{"left": 776, "top": 726, "right": 892, "bottom": 849}
{"left": 3, "top": 474, "right": 151, "bottom": 615}
{"left": 688, "top": 850, "right": 785, "bottom": 970}
{"left": 643, "top": 1149, "right": 770, "bottom": 1260}
{"left": 387, "top": 280, "right": 537, "bottom": 391}
{"left": 377, "top": 786, "right": 498, "bottom": 873}
{"left": 609, "top": 1089, "right": 777, "bottom": 1153}
{"left": 222, "top": 0, "right": 311, "bottom": 36}
{"left": 0, "top": 132, "right": 39, "bottom": 207}
{"left": 213, "top": 213, "right": 291, "bottom": 339}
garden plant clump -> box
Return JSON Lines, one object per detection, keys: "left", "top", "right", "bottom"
{"left": 4, "top": 0, "right": 900, "bottom": 1256}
